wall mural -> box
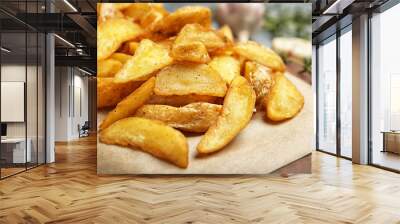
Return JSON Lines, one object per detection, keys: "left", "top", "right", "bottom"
{"left": 97, "top": 3, "right": 313, "bottom": 174}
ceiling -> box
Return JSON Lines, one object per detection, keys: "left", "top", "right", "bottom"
{"left": 0, "top": 0, "right": 96, "bottom": 74}
{"left": 312, "top": 0, "right": 390, "bottom": 44}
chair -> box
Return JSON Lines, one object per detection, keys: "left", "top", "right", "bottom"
{"left": 78, "top": 121, "right": 90, "bottom": 138}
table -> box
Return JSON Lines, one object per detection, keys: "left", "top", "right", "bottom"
{"left": 1, "top": 138, "right": 31, "bottom": 164}
{"left": 381, "top": 131, "right": 400, "bottom": 154}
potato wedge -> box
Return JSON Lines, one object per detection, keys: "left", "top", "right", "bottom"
{"left": 148, "top": 94, "right": 219, "bottom": 107}
{"left": 100, "top": 117, "right": 188, "bottom": 168}
{"left": 173, "top": 24, "right": 226, "bottom": 53}
{"left": 208, "top": 56, "right": 240, "bottom": 84}
{"left": 107, "top": 3, "right": 133, "bottom": 10}
{"left": 97, "top": 18, "right": 143, "bottom": 60}
{"left": 171, "top": 41, "right": 210, "bottom": 63}
{"left": 265, "top": 74, "right": 304, "bottom": 121}
{"left": 153, "top": 6, "right": 211, "bottom": 35}
{"left": 97, "top": 58, "right": 122, "bottom": 77}
{"left": 99, "top": 77, "right": 155, "bottom": 130}
{"left": 234, "top": 41, "right": 285, "bottom": 72}
{"left": 218, "top": 25, "right": 234, "bottom": 43}
{"left": 244, "top": 61, "right": 275, "bottom": 107}
{"left": 114, "top": 39, "right": 173, "bottom": 83}
{"left": 97, "top": 78, "right": 142, "bottom": 109}
{"left": 197, "top": 76, "right": 256, "bottom": 154}
{"left": 123, "top": 3, "right": 166, "bottom": 23}
{"left": 154, "top": 64, "right": 227, "bottom": 97}
{"left": 98, "top": 3, "right": 127, "bottom": 22}
{"left": 119, "top": 41, "right": 139, "bottom": 55}
{"left": 110, "top": 53, "right": 131, "bottom": 64}
{"left": 140, "top": 8, "right": 165, "bottom": 31}
{"left": 158, "top": 36, "right": 176, "bottom": 50}
{"left": 135, "top": 103, "right": 222, "bottom": 133}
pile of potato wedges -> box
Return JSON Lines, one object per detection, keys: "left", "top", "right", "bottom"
{"left": 97, "top": 3, "right": 304, "bottom": 168}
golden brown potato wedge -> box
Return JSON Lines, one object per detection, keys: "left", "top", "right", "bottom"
{"left": 97, "top": 78, "right": 142, "bottom": 109}
{"left": 171, "top": 41, "right": 210, "bottom": 63}
{"left": 244, "top": 61, "right": 275, "bottom": 107}
{"left": 99, "top": 77, "right": 155, "bottom": 130}
{"left": 197, "top": 76, "right": 256, "bottom": 154}
{"left": 97, "top": 3, "right": 127, "bottom": 23}
{"left": 173, "top": 24, "right": 226, "bottom": 53}
{"left": 153, "top": 6, "right": 211, "bottom": 35}
{"left": 158, "top": 36, "right": 176, "bottom": 50}
{"left": 107, "top": 3, "right": 133, "bottom": 10}
{"left": 100, "top": 117, "right": 188, "bottom": 168}
{"left": 208, "top": 55, "right": 240, "bottom": 84}
{"left": 114, "top": 39, "right": 173, "bottom": 83}
{"left": 234, "top": 41, "right": 285, "bottom": 72}
{"left": 140, "top": 8, "right": 165, "bottom": 31}
{"left": 154, "top": 64, "right": 227, "bottom": 97}
{"left": 119, "top": 41, "right": 139, "bottom": 55}
{"left": 97, "top": 18, "right": 143, "bottom": 60}
{"left": 135, "top": 103, "right": 222, "bottom": 133}
{"left": 110, "top": 53, "right": 131, "bottom": 64}
{"left": 97, "top": 58, "right": 122, "bottom": 77}
{"left": 218, "top": 25, "right": 234, "bottom": 43}
{"left": 123, "top": 3, "right": 167, "bottom": 23}
{"left": 148, "top": 94, "right": 219, "bottom": 107}
{"left": 265, "top": 74, "right": 304, "bottom": 121}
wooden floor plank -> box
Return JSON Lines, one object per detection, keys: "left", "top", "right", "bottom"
{"left": 0, "top": 135, "right": 400, "bottom": 223}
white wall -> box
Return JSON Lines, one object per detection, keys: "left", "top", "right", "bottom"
{"left": 1, "top": 64, "right": 46, "bottom": 164}
{"left": 1, "top": 65, "right": 39, "bottom": 138}
{"left": 54, "top": 67, "right": 89, "bottom": 141}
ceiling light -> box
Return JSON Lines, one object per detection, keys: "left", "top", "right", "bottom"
{"left": 77, "top": 67, "right": 93, "bottom": 76}
{"left": 323, "top": 1, "right": 341, "bottom": 14}
{"left": 322, "top": 0, "right": 354, "bottom": 15}
{"left": 1, "top": 47, "right": 11, "bottom": 53}
{"left": 54, "top": 34, "right": 75, "bottom": 48}
{"left": 63, "top": 0, "right": 78, "bottom": 12}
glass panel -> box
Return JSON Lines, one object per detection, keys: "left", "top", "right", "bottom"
{"left": 0, "top": 0, "right": 46, "bottom": 178}
{"left": 38, "top": 32, "right": 45, "bottom": 165}
{"left": 317, "top": 36, "right": 337, "bottom": 154}
{"left": 0, "top": 25, "right": 27, "bottom": 178}
{"left": 26, "top": 0, "right": 39, "bottom": 169}
{"left": 371, "top": 4, "right": 400, "bottom": 171}
{"left": 339, "top": 27, "right": 352, "bottom": 158}
{"left": 27, "top": 31, "right": 38, "bottom": 169}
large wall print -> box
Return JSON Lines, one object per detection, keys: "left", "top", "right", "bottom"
{"left": 97, "top": 3, "right": 313, "bottom": 174}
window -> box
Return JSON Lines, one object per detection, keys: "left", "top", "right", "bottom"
{"left": 0, "top": 0, "right": 47, "bottom": 179}
{"left": 339, "top": 26, "right": 352, "bottom": 158}
{"left": 370, "top": 3, "right": 400, "bottom": 171}
{"left": 317, "top": 35, "right": 337, "bottom": 154}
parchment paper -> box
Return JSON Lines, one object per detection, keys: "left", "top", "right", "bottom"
{"left": 97, "top": 73, "right": 313, "bottom": 174}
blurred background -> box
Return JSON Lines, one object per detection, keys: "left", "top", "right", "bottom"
{"left": 165, "top": 3, "right": 312, "bottom": 83}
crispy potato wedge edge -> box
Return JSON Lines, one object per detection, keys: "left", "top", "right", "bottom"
{"left": 99, "top": 77, "right": 155, "bottom": 131}
{"left": 208, "top": 55, "right": 240, "bottom": 84}
{"left": 114, "top": 39, "right": 173, "bottom": 83}
{"left": 197, "top": 76, "right": 256, "bottom": 154}
{"left": 100, "top": 117, "right": 188, "bottom": 168}
{"left": 97, "top": 78, "right": 142, "bottom": 109}
{"left": 135, "top": 102, "right": 222, "bottom": 133}
{"left": 152, "top": 6, "right": 211, "bottom": 35}
{"left": 148, "top": 94, "right": 220, "bottom": 107}
{"left": 97, "top": 18, "right": 143, "bottom": 60}
{"left": 154, "top": 63, "right": 227, "bottom": 97}
{"left": 234, "top": 41, "right": 286, "bottom": 73}
{"left": 265, "top": 74, "right": 304, "bottom": 121}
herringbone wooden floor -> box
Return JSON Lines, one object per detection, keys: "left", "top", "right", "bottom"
{"left": 1, "top": 136, "right": 400, "bottom": 224}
